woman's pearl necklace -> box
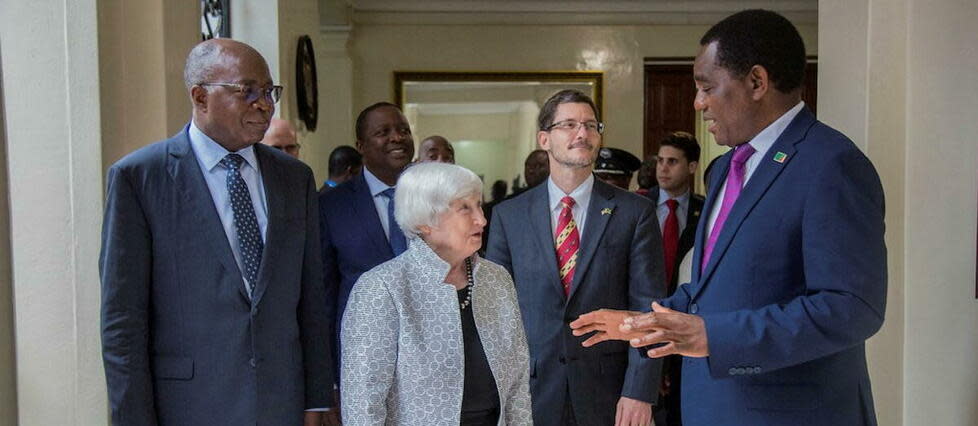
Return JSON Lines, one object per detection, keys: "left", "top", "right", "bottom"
{"left": 459, "top": 257, "right": 474, "bottom": 310}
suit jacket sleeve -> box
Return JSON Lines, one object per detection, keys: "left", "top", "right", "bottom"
{"left": 485, "top": 207, "right": 513, "bottom": 274}
{"left": 621, "top": 201, "right": 666, "bottom": 403}
{"left": 99, "top": 165, "right": 158, "bottom": 426}
{"left": 340, "top": 272, "right": 398, "bottom": 425}
{"left": 299, "top": 171, "right": 335, "bottom": 408}
{"left": 318, "top": 191, "right": 340, "bottom": 379}
{"left": 702, "top": 148, "right": 887, "bottom": 378}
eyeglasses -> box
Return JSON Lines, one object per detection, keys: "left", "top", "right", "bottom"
{"left": 199, "top": 82, "right": 284, "bottom": 104}
{"left": 545, "top": 120, "right": 605, "bottom": 134}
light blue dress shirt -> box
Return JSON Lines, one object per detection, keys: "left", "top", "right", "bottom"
{"left": 362, "top": 166, "right": 397, "bottom": 241}
{"left": 547, "top": 174, "right": 594, "bottom": 241}
{"left": 188, "top": 122, "right": 269, "bottom": 295}
{"left": 656, "top": 188, "right": 691, "bottom": 235}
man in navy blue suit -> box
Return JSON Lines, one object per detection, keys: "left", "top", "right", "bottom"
{"left": 572, "top": 9, "right": 887, "bottom": 425}
{"left": 100, "top": 39, "right": 332, "bottom": 425}
{"left": 319, "top": 102, "right": 415, "bottom": 393}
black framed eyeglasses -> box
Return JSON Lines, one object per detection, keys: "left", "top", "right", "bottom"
{"left": 199, "top": 82, "right": 284, "bottom": 104}
{"left": 545, "top": 120, "right": 605, "bottom": 134}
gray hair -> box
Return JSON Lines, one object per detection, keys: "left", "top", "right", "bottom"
{"left": 183, "top": 41, "right": 223, "bottom": 90}
{"left": 394, "top": 162, "right": 483, "bottom": 239}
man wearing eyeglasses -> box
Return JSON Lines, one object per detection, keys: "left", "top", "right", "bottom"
{"left": 486, "top": 89, "right": 665, "bottom": 426}
{"left": 100, "top": 38, "right": 333, "bottom": 425}
{"left": 261, "top": 118, "right": 301, "bottom": 159}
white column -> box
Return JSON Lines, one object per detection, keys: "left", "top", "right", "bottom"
{"left": 819, "top": 1, "right": 906, "bottom": 424}
{"left": 0, "top": 0, "right": 107, "bottom": 424}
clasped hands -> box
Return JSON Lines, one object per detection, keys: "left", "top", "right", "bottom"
{"left": 569, "top": 302, "right": 709, "bottom": 358}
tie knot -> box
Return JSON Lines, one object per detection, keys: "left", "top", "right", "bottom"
{"left": 560, "top": 196, "right": 576, "bottom": 209}
{"left": 381, "top": 187, "right": 396, "bottom": 199}
{"left": 666, "top": 199, "right": 678, "bottom": 211}
{"left": 221, "top": 153, "right": 245, "bottom": 170}
{"left": 732, "top": 144, "right": 756, "bottom": 165}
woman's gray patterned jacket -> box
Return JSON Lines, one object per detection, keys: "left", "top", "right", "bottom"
{"left": 341, "top": 237, "right": 533, "bottom": 425}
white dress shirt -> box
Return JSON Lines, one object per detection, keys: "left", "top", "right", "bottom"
{"left": 547, "top": 174, "right": 595, "bottom": 241}
{"left": 656, "top": 188, "right": 691, "bottom": 235}
{"left": 188, "top": 122, "right": 268, "bottom": 295}
{"left": 362, "top": 166, "right": 397, "bottom": 241}
{"left": 705, "top": 101, "right": 805, "bottom": 238}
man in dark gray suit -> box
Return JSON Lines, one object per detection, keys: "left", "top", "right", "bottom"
{"left": 486, "top": 90, "right": 665, "bottom": 426}
{"left": 99, "top": 38, "right": 333, "bottom": 425}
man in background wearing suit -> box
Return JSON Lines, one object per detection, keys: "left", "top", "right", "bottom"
{"left": 487, "top": 89, "right": 664, "bottom": 426}
{"left": 319, "top": 102, "right": 414, "bottom": 391}
{"left": 647, "top": 131, "right": 704, "bottom": 426}
{"left": 100, "top": 39, "right": 333, "bottom": 425}
{"left": 572, "top": 10, "right": 887, "bottom": 426}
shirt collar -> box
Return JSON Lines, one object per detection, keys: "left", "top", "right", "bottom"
{"left": 745, "top": 101, "right": 805, "bottom": 156}
{"left": 362, "top": 166, "right": 394, "bottom": 197}
{"left": 657, "top": 188, "right": 690, "bottom": 207}
{"left": 547, "top": 174, "right": 594, "bottom": 211}
{"left": 188, "top": 121, "right": 259, "bottom": 172}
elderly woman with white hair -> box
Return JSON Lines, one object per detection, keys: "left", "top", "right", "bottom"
{"left": 341, "top": 162, "right": 532, "bottom": 426}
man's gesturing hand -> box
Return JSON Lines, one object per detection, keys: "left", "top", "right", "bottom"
{"left": 623, "top": 302, "right": 709, "bottom": 358}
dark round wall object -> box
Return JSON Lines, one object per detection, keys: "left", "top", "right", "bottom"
{"left": 296, "top": 35, "right": 318, "bottom": 132}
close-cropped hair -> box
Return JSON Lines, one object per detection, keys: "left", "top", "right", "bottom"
{"left": 660, "top": 131, "right": 701, "bottom": 163}
{"left": 355, "top": 102, "right": 400, "bottom": 141}
{"left": 328, "top": 145, "right": 361, "bottom": 177}
{"left": 700, "top": 9, "right": 807, "bottom": 93}
{"left": 537, "top": 89, "right": 600, "bottom": 131}
{"left": 394, "top": 162, "right": 483, "bottom": 239}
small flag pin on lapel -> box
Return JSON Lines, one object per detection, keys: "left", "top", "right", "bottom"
{"left": 601, "top": 208, "right": 613, "bottom": 215}
{"left": 773, "top": 151, "right": 788, "bottom": 163}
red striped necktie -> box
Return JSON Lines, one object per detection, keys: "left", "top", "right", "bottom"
{"left": 555, "top": 196, "right": 580, "bottom": 297}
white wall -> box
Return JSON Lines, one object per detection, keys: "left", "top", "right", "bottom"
{"left": 1, "top": 0, "right": 108, "bottom": 424}
{"left": 902, "top": 0, "right": 978, "bottom": 424}
{"left": 0, "top": 44, "right": 18, "bottom": 424}
{"left": 820, "top": 0, "right": 978, "bottom": 424}
{"left": 349, "top": 23, "right": 818, "bottom": 161}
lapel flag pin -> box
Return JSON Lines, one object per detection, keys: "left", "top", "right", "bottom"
{"left": 773, "top": 151, "right": 788, "bottom": 163}
{"left": 601, "top": 208, "right": 613, "bottom": 216}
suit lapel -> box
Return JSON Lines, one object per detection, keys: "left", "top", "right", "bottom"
{"left": 527, "top": 184, "right": 564, "bottom": 298}
{"left": 567, "top": 179, "right": 616, "bottom": 303}
{"left": 351, "top": 173, "right": 394, "bottom": 258}
{"left": 166, "top": 128, "right": 247, "bottom": 302}
{"left": 250, "top": 145, "right": 285, "bottom": 306}
{"left": 692, "top": 108, "right": 815, "bottom": 300}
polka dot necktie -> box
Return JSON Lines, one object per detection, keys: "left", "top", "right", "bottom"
{"left": 221, "top": 153, "right": 263, "bottom": 297}
{"left": 381, "top": 188, "right": 407, "bottom": 256}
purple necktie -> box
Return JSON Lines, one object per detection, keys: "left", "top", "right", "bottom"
{"left": 701, "top": 144, "right": 756, "bottom": 272}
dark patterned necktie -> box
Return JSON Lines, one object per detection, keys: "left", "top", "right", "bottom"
{"left": 221, "top": 153, "right": 263, "bottom": 296}
{"left": 381, "top": 188, "right": 407, "bottom": 255}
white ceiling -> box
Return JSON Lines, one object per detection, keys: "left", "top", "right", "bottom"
{"left": 339, "top": 0, "right": 817, "bottom": 25}
{"left": 347, "top": 0, "right": 817, "bottom": 14}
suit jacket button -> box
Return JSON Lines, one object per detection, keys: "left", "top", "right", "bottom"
{"left": 689, "top": 303, "right": 699, "bottom": 314}
{"left": 559, "top": 356, "right": 566, "bottom": 364}
{"left": 249, "top": 357, "right": 257, "bottom": 367}
{"left": 728, "top": 367, "right": 738, "bottom": 375}
{"left": 753, "top": 367, "right": 762, "bottom": 374}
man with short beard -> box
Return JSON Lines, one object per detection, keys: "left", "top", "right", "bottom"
{"left": 487, "top": 90, "right": 665, "bottom": 426}
{"left": 318, "top": 102, "right": 415, "bottom": 410}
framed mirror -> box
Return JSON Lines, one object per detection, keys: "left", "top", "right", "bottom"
{"left": 395, "top": 71, "right": 602, "bottom": 197}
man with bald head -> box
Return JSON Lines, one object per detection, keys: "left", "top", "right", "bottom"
{"left": 100, "top": 38, "right": 333, "bottom": 425}
{"left": 417, "top": 134, "right": 455, "bottom": 163}
{"left": 261, "top": 118, "right": 301, "bottom": 158}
